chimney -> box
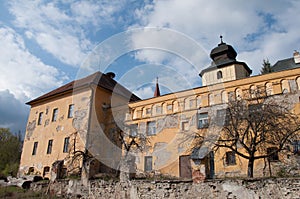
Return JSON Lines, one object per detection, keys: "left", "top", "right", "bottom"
{"left": 293, "top": 50, "right": 300, "bottom": 64}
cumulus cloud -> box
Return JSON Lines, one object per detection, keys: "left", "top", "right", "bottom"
{"left": 0, "top": 26, "right": 65, "bottom": 101}
{"left": 132, "top": 0, "right": 300, "bottom": 77}
{"left": 0, "top": 26, "right": 68, "bottom": 133}
{"left": 7, "top": 0, "right": 126, "bottom": 67}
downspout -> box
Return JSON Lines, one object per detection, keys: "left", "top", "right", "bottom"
{"left": 86, "top": 83, "right": 95, "bottom": 153}
{"left": 81, "top": 83, "right": 95, "bottom": 185}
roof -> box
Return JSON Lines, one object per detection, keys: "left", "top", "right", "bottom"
{"left": 26, "top": 72, "right": 140, "bottom": 105}
{"left": 272, "top": 57, "right": 300, "bottom": 72}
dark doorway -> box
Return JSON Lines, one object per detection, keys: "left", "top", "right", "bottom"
{"left": 179, "top": 155, "right": 192, "bottom": 179}
{"left": 206, "top": 151, "right": 215, "bottom": 179}
{"left": 144, "top": 156, "right": 153, "bottom": 172}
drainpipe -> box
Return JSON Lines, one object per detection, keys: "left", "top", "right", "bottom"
{"left": 81, "top": 83, "right": 95, "bottom": 186}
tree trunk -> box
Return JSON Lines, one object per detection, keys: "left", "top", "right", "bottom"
{"left": 247, "top": 158, "right": 254, "bottom": 178}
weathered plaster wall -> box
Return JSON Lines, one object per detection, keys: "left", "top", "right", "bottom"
{"left": 31, "top": 178, "right": 300, "bottom": 199}
{"left": 19, "top": 89, "right": 91, "bottom": 178}
{"left": 125, "top": 68, "right": 300, "bottom": 179}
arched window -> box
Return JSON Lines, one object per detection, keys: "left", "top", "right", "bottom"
{"left": 173, "top": 101, "right": 179, "bottom": 112}
{"left": 281, "top": 80, "right": 290, "bottom": 94}
{"left": 196, "top": 96, "right": 201, "bottom": 108}
{"left": 249, "top": 85, "right": 256, "bottom": 98}
{"left": 217, "top": 71, "right": 223, "bottom": 79}
{"left": 235, "top": 88, "right": 242, "bottom": 100}
{"left": 296, "top": 77, "right": 300, "bottom": 90}
{"left": 266, "top": 82, "right": 273, "bottom": 96}
{"left": 221, "top": 91, "right": 228, "bottom": 103}
{"left": 43, "top": 166, "right": 50, "bottom": 177}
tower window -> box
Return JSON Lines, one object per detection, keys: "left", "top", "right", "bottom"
{"left": 217, "top": 71, "right": 223, "bottom": 79}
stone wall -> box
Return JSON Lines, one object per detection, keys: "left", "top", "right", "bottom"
{"left": 31, "top": 178, "right": 300, "bottom": 199}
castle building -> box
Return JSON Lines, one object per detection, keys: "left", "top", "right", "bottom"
{"left": 19, "top": 39, "right": 300, "bottom": 180}
{"left": 19, "top": 72, "right": 139, "bottom": 179}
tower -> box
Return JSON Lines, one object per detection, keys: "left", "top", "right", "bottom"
{"left": 200, "top": 36, "right": 252, "bottom": 86}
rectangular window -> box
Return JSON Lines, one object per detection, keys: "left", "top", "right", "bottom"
{"left": 144, "top": 156, "right": 153, "bottom": 172}
{"left": 156, "top": 106, "right": 162, "bottom": 115}
{"left": 146, "top": 108, "right": 151, "bottom": 115}
{"left": 167, "top": 104, "right": 173, "bottom": 111}
{"left": 189, "top": 99, "right": 195, "bottom": 109}
{"left": 47, "top": 140, "right": 53, "bottom": 154}
{"left": 52, "top": 108, "right": 58, "bottom": 122}
{"left": 197, "top": 113, "right": 209, "bottom": 129}
{"left": 63, "top": 137, "right": 70, "bottom": 153}
{"left": 68, "top": 104, "right": 74, "bottom": 118}
{"left": 225, "top": 151, "right": 236, "bottom": 165}
{"left": 38, "top": 112, "right": 43, "bottom": 125}
{"left": 182, "top": 121, "right": 189, "bottom": 131}
{"left": 267, "top": 147, "right": 279, "bottom": 161}
{"left": 32, "top": 142, "right": 38, "bottom": 155}
{"left": 216, "top": 109, "right": 229, "bottom": 126}
{"left": 147, "top": 121, "right": 156, "bottom": 136}
{"left": 129, "top": 124, "right": 138, "bottom": 137}
{"left": 293, "top": 140, "right": 300, "bottom": 154}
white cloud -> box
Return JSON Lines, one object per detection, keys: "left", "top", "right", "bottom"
{"left": 0, "top": 26, "right": 65, "bottom": 101}
{"left": 132, "top": 0, "right": 300, "bottom": 78}
{"left": 8, "top": 0, "right": 125, "bottom": 67}
{"left": 134, "top": 85, "right": 154, "bottom": 99}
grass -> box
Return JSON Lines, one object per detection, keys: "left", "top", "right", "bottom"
{"left": 0, "top": 185, "right": 60, "bottom": 199}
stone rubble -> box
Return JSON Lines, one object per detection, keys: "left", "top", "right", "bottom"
{"left": 29, "top": 178, "right": 300, "bottom": 199}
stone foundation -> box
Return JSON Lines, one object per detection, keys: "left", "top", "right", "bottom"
{"left": 31, "top": 178, "right": 300, "bottom": 199}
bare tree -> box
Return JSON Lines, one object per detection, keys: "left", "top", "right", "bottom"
{"left": 203, "top": 92, "right": 300, "bottom": 178}
{"left": 118, "top": 125, "right": 149, "bottom": 181}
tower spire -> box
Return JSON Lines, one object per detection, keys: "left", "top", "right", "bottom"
{"left": 154, "top": 77, "right": 161, "bottom": 97}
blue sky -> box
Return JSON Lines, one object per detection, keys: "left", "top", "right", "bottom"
{"left": 1, "top": 0, "right": 300, "bottom": 134}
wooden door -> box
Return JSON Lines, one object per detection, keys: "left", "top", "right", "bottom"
{"left": 179, "top": 155, "right": 192, "bottom": 179}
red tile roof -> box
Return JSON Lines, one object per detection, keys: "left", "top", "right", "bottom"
{"left": 26, "top": 72, "right": 140, "bottom": 105}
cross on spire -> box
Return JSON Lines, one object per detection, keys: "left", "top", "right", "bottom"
{"left": 220, "top": 35, "right": 224, "bottom": 44}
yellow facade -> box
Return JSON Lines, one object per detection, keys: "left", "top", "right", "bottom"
{"left": 19, "top": 72, "right": 138, "bottom": 179}
{"left": 19, "top": 41, "right": 300, "bottom": 180}
{"left": 124, "top": 68, "right": 300, "bottom": 178}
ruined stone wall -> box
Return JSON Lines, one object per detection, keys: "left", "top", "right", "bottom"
{"left": 31, "top": 178, "right": 300, "bottom": 199}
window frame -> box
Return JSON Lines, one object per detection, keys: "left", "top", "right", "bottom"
{"left": 197, "top": 112, "right": 209, "bottom": 129}
{"left": 38, "top": 112, "right": 43, "bottom": 125}
{"left": 293, "top": 140, "right": 300, "bottom": 154}
{"left": 144, "top": 156, "right": 153, "bottom": 172}
{"left": 46, "top": 139, "right": 53, "bottom": 154}
{"left": 32, "top": 142, "right": 38, "bottom": 155}
{"left": 68, "top": 104, "right": 74, "bottom": 118}
{"left": 146, "top": 121, "right": 156, "bottom": 136}
{"left": 267, "top": 147, "right": 279, "bottom": 161}
{"left": 63, "top": 137, "right": 70, "bottom": 153}
{"left": 217, "top": 71, "right": 223, "bottom": 79}
{"left": 129, "top": 124, "right": 138, "bottom": 137}
{"left": 225, "top": 151, "right": 236, "bottom": 165}
{"left": 156, "top": 105, "right": 162, "bottom": 115}
{"left": 52, "top": 108, "right": 58, "bottom": 122}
